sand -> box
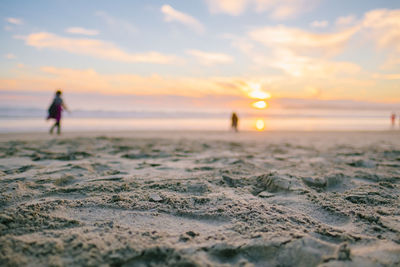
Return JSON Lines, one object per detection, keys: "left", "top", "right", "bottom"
{"left": 0, "top": 131, "right": 399, "bottom": 266}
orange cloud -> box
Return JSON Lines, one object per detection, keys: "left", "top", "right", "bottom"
{"left": 2, "top": 65, "right": 398, "bottom": 103}
{"left": 0, "top": 79, "right": 18, "bottom": 88}
{"left": 2, "top": 66, "right": 246, "bottom": 98}
{"left": 249, "top": 25, "right": 359, "bottom": 56}
{"left": 16, "top": 32, "right": 180, "bottom": 64}
{"left": 239, "top": 23, "right": 364, "bottom": 78}
{"left": 266, "top": 49, "right": 361, "bottom": 77}
{"left": 205, "top": 0, "right": 247, "bottom": 16}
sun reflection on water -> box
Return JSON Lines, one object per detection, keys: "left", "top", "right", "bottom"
{"left": 255, "top": 119, "right": 265, "bottom": 131}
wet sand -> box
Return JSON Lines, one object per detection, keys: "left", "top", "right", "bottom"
{"left": 0, "top": 131, "right": 399, "bottom": 266}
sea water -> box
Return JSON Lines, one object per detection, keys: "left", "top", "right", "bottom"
{"left": 0, "top": 108, "right": 396, "bottom": 132}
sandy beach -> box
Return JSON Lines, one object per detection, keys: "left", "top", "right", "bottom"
{"left": 0, "top": 130, "right": 399, "bottom": 266}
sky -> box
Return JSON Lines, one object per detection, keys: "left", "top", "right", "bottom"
{"left": 1, "top": 0, "right": 400, "bottom": 112}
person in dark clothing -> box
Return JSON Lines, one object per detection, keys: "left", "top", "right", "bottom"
{"left": 47, "top": 90, "right": 68, "bottom": 135}
{"left": 391, "top": 112, "right": 396, "bottom": 128}
{"left": 231, "top": 112, "right": 239, "bottom": 132}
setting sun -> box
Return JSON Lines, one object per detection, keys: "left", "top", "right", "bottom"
{"left": 249, "top": 90, "right": 271, "bottom": 100}
{"left": 245, "top": 82, "right": 271, "bottom": 109}
{"left": 255, "top": 119, "right": 265, "bottom": 131}
{"left": 252, "top": 100, "right": 268, "bottom": 109}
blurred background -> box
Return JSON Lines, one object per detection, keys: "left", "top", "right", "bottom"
{"left": 1, "top": 0, "right": 399, "bottom": 132}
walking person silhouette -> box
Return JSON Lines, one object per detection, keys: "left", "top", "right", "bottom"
{"left": 231, "top": 112, "right": 239, "bottom": 132}
{"left": 47, "top": 90, "right": 69, "bottom": 135}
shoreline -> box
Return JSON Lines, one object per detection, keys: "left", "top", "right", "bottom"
{"left": 1, "top": 129, "right": 400, "bottom": 141}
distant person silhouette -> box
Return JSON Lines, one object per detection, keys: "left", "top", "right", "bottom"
{"left": 47, "top": 90, "right": 68, "bottom": 135}
{"left": 231, "top": 112, "right": 239, "bottom": 132}
{"left": 391, "top": 112, "right": 396, "bottom": 127}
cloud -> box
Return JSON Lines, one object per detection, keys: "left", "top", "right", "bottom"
{"left": 205, "top": 0, "right": 247, "bottom": 16}
{"left": 186, "top": 49, "right": 233, "bottom": 65}
{"left": 253, "top": 48, "right": 361, "bottom": 78}
{"left": 205, "top": 0, "right": 320, "bottom": 19}
{"left": 228, "top": 24, "right": 362, "bottom": 78}
{"left": 5, "top": 17, "right": 23, "bottom": 25}
{"left": 247, "top": 9, "right": 399, "bottom": 72}
{"left": 4, "top": 53, "right": 16, "bottom": 59}
{"left": 310, "top": 20, "right": 328, "bottom": 28}
{"left": 16, "top": 32, "right": 180, "bottom": 64}
{"left": 249, "top": 25, "right": 360, "bottom": 56}
{"left": 4, "top": 17, "right": 23, "bottom": 31}
{"left": 65, "top": 27, "right": 99, "bottom": 36}
{"left": 3, "top": 65, "right": 398, "bottom": 104}
{"left": 360, "top": 9, "right": 400, "bottom": 69}
{"left": 225, "top": 8, "right": 400, "bottom": 75}
{"left": 2, "top": 66, "right": 245, "bottom": 99}
{"left": 161, "top": 5, "right": 205, "bottom": 34}
{"left": 362, "top": 9, "right": 400, "bottom": 53}
{"left": 95, "top": 11, "right": 137, "bottom": 34}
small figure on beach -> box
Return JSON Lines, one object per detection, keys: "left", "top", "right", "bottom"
{"left": 231, "top": 112, "right": 239, "bottom": 132}
{"left": 391, "top": 112, "right": 396, "bottom": 127}
{"left": 47, "top": 90, "right": 68, "bottom": 135}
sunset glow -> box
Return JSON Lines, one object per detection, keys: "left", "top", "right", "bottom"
{"left": 0, "top": 0, "right": 399, "bottom": 111}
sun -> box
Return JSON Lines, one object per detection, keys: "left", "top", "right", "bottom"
{"left": 249, "top": 90, "right": 271, "bottom": 100}
{"left": 244, "top": 82, "right": 271, "bottom": 110}
{"left": 255, "top": 119, "right": 265, "bottom": 131}
{"left": 252, "top": 100, "right": 268, "bottom": 109}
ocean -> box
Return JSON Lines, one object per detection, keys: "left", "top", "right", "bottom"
{"left": 0, "top": 107, "right": 397, "bottom": 132}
